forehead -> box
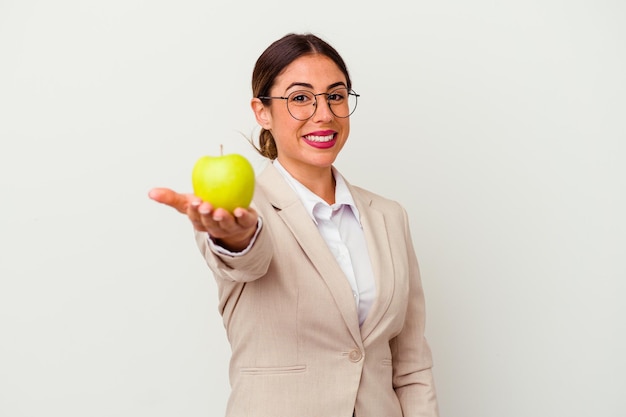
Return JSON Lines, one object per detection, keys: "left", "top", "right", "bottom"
{"left": 273, "top": 54, "right": 346, "bottom": 91}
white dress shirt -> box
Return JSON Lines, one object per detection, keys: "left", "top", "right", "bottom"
{"left": 273, "top": 160, "right": 376, "bottom": 326}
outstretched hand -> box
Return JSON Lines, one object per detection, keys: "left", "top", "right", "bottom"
{"left": 148, "top": 187, "right": 259, "bottom": 252}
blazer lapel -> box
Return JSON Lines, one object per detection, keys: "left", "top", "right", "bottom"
{"left": 349, "top": 184, "right": 395, "bottom": 341}
{"left": 257, "top": 164, "right": 363, "bottom": 345}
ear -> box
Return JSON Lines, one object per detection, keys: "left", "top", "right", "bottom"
{"left": 251, "top": 98, "right": 272, "bottom": 130}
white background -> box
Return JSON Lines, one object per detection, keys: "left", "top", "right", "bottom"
{"left": 1, "top": 1, "right": 625, "bottom": 416}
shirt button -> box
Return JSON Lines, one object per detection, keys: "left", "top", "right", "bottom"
{"left": 348, "top": 349, "right": 363, "bottom": 362}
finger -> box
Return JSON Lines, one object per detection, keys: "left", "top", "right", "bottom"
{"left": 206, "top": 208, "right": 237, "bottom": 232}
{"left": 211, "top": 208, "right": 258, "bottom": 243}
{"left": 191, "top": 203, "right": 237, "bottom": 235}
{"left": 232, "top": 207, "right": 259, "bottom": 229}
{"left": 148, "top": 188, "right": 192, "bottom": 214}
{"left": 188, "top": 200, "right": 213, "bottom": 231}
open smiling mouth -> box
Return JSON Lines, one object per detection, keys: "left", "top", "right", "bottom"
{"left": 303, "top": 133, "right": 335, "bottom": 143}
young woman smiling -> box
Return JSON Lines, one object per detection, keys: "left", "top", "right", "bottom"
{"left": 149, "top": 33, "right": 440, "bottom": 417}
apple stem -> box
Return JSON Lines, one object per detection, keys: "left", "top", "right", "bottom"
{"left": 220, "top": 144, "right": 223, "bottom": 156}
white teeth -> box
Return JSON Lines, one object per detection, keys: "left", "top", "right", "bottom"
{"left": 304, "top": 134, "right": 334, "bottom": 142}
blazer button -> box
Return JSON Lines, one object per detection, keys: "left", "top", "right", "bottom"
{"left": 348, "top": 349, "right": 363, "bottom": 362}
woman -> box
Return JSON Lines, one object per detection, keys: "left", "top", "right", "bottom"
{"left": 149, "top": 33, "right": 439, "bottom": 417}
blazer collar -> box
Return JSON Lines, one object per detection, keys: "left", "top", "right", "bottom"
{"left": 272, "top": 159, "right": 362, "bottom": 226}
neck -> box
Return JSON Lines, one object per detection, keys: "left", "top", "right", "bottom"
{"left": 305, "top": 172, "right": 336, "bottom": 205}
{"left": 278, "top": 159, "right": 336, "bottom": 204}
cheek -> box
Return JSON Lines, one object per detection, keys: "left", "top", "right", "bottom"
{"left": 272, "top": 113, "right": 305, "bottom": 135}
{"left": 267, "top": 107, "right": 296, "bottom": 131}
{"left": 270, "top": 120, "right": 306, "bottom": 150}
{"left": 339, "top": 119, "right": 350, "bottom": 139}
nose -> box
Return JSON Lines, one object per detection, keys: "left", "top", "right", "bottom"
{"left": 312, "top": 94, "right": 334, "bottom": 121}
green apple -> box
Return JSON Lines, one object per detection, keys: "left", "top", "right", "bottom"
{"left": 191, "top": 153, "right": 255, "bottom": 213}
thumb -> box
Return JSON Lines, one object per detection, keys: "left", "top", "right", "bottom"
{"left": 148, "top": 187, "right": 190, "bottom": 214}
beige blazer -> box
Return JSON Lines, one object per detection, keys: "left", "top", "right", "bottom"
{"left": 196, "top": 163, "right": 439, "bottom": 417}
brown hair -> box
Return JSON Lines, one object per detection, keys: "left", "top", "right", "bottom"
{"left": 251, "top": 33, "right": 352, "bottom": 160}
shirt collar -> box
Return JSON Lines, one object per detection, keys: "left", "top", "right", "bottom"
{"left": 273, "top": 159, "right": 362, "bottom": 226}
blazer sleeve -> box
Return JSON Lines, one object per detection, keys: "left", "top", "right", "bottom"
{"left": 194, "top": 213, "right": 273, "bottom": 283}
{"left": 390, "top": 207, "right": 440, "bottom": 417}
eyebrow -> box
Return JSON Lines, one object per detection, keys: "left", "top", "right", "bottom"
{"left": 285, "top": 81, "right": 347, "bottom": 92}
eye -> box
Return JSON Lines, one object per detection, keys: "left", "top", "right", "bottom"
{"left": 327, "top": 90, "right": 346, "bottom": 103}
{"left": 289, "top": 91, "right": 313, "bottom": 104}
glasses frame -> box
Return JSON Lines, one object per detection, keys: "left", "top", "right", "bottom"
{"left": 258, "top": 88, "right": 360, "bottom": 121}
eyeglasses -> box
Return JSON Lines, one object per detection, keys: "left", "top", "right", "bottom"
{"left": 258, "top": 87, "right": 360, "bottom": 120}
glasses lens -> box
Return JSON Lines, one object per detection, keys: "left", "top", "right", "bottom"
{"left": 286, "top": 91, "right": 315, "bottom": 120}
{"left": 327, "top": 88, "right": 357, "bottom": 118}
{"left": 286, "top": 89, "right": 358, "bottom": 120}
